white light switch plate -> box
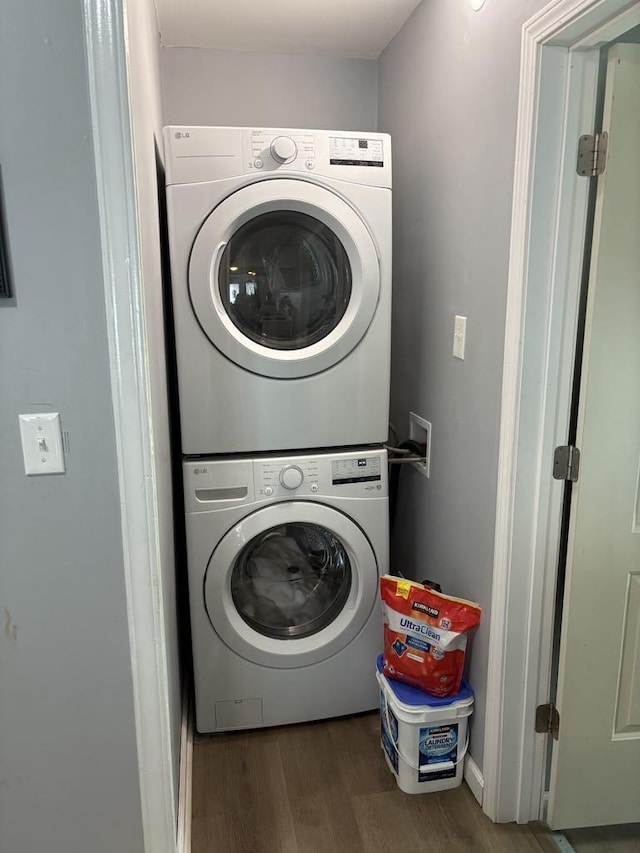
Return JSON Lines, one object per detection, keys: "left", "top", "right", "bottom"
{"left": 453, "top": 315, "right": 467, "bottom": 360}
{"left": 19, "top": 413, "right": 66, "bottom": 475}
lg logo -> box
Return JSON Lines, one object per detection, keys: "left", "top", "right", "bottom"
{"left": 174, "top": 131, "right": 191, "bottom": 139}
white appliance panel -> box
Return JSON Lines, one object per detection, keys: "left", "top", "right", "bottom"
{"left": 183, "top": 448, "right": 389, "bottom": 732}
{"left": 164, "top": 126, "right": 392, "bottom": 455}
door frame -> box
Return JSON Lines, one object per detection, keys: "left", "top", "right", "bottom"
{"left": 484, "top": 0, "right": 640, "bottom": 825}
{"left": 83, "top": 1, "right": 180, "bottom": 852}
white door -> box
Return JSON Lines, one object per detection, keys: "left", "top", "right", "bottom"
{"left": 204, "top": 501, "right": 379, "bottom": 669}
{"left": 189, "top": 179, "right": 380, "bottom": 378}
{"left": 548, "top": 43, "right": 640, "bottom": 829}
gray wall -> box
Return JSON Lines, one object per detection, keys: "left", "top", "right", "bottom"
{"left": 160, "top": 48, "right": 377, "bottom": 130}
{"left": 126, "top": 0, "right": 182, "bottom": 818}
{"left": 378, "top": 0, "right": 548, "bottom": 770}
{"left": 0, "top": 2, "right": 145, "bottom": 851}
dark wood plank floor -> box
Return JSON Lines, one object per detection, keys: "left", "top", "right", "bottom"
{"left": 192, "top": 711, "right": 543, "bottom": 853}
{"left": 564, "top": 826, "right": 640, "bottom": 852}
{"left": 193, "top": 711, "right": 640, "bottom": 852}
{"left": 533, "top": 823, "right": 640, "bottom": 853}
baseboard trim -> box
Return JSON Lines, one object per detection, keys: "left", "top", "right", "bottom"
{"left": 541, "top": 789, "right": 550, "bottom": 823}
{"left": 464, "top": 755, "right": 484, "bottom": 807}
{"left": 177, "top": 689, "right": 193, "bottom": 853}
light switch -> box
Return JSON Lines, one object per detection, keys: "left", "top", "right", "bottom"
{"left": 19, "top": 413, "right": 66, "bottom": 475}
{"left": 453, "top": 315, "right": 467, "bottom": 360}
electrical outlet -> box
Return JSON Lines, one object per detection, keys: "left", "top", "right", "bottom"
{"left": 409, "top": 412, "right": 431, "bottom": 478}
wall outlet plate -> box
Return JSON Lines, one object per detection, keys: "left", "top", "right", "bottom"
{"left": 409, "top": 411, "right": 431, "bottom": 478}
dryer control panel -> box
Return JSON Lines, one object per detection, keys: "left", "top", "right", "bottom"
{"left": 245, "top": 129, "right": 386, "bottom": 178}
{"left": 250, "top": 130, "right": 316, "bottom": 171}
{"left": 162, "top": 126, "right": 391, "bottom": 190}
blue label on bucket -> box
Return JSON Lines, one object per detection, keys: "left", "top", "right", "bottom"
{"left": 380, "top": 690, "right": 399, "bottom": 773}
{"left": 418, "top": 723, "right": 458, "bottom": 782}
{"left": 381, "top": 718, "right": 399, "bottom": 772}
{"left": 380, "top": 692, "right": 399, "bottom": 743}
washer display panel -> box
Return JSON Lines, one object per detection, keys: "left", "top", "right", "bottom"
{"left": 204, "top": 501, "right": 379, "bottom": 668}
{"left": 220, "top": 212, "right": 352, "bottom": 351}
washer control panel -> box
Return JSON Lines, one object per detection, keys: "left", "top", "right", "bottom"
{"left": 253, "top": 450, "right": 386, "bottom": 499}
{"left": 255, "top": 458, "right": 320, "bottom": 498}
{"left": 331, "top": 455, "right": 382, "bottom": 485}
{"left": 279, "top": 464, "right": 304, "bottom": 490}
{"left": 184, "top": 450, "right": 387, "bottom": 513}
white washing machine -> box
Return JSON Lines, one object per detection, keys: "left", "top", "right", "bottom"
{"left": 184, "top": 447, "right": 388, "bottom": 733}
{"left": 164, "top": 126, "right": 392, "bottom": 455}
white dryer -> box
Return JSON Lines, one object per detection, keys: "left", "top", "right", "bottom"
{"left": 164, "top": 126, "right": 392, "bottom": 455}
{"left": 184, "top": 447, "right": 388, "bottom": 733}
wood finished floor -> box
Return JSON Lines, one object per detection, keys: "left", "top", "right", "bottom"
{"left": 192, "top": 711, "right": 640, "bottom": 853}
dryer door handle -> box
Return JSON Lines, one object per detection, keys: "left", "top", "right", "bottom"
{"left": 209, "top": 241, "right": 228, "bottom": 311}
{"left": 213, "top": 241, "right": 226, "bottom": 277}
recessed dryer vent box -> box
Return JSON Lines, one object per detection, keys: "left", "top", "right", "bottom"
{"left": 409, "top": 412, "right": 431, "bottom": 478}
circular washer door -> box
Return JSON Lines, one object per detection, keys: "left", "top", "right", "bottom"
{"left": 189, "top": 179, "right": 380, "bottom": 379}
{"left": 204, "top": 501, "right": 379, "bottom": 669}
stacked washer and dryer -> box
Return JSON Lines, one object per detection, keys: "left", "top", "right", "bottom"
{"left": 164, "top": 126, "right": 392, "bottom": 733}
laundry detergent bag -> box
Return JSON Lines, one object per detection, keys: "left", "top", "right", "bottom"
{"left": 380, "top": 575, "right": 481, "bottom": 697}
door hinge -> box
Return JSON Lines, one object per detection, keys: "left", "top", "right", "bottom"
{"left": 553, "top": 445, "right": 580, "bottom": 482}
{"left": 535, "top": 702, "right": 560, "bottom": 739}
{"left": 576, "top": 131, "right": 608, "bottom": 177}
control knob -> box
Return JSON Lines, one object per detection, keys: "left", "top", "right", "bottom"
{"left": 279, "top": 465, "right": 304, "bottom": 490}
{"left": 270, "top": 136, "right": 298, "bottom": 164}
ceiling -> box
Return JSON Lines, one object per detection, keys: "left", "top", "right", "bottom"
{"left": 155, "top": 0, "right": 422, "bottom": 59}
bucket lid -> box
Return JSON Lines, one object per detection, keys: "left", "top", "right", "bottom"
{"left": 376, "top": 655, "right": 474, "bottom": 707}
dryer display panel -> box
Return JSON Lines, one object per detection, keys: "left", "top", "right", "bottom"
{"left": 329, "top": 137, "right": 384, "bottom": 167}
{"left": 230, "top": 522, "right": 352, "bottom": 639}
{"left": 219, "top": 211, "right": 352, "bottom": 350}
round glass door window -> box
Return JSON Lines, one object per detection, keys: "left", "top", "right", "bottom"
{"left": 219, "top": 211, "right": 352, "bottom": 350}
{"left": 230, "top": 522, "right": 352, "bottom": 639}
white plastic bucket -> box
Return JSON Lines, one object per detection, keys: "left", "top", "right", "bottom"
{"left": 376, "top": 663, "right": 474, "bottom": 794}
